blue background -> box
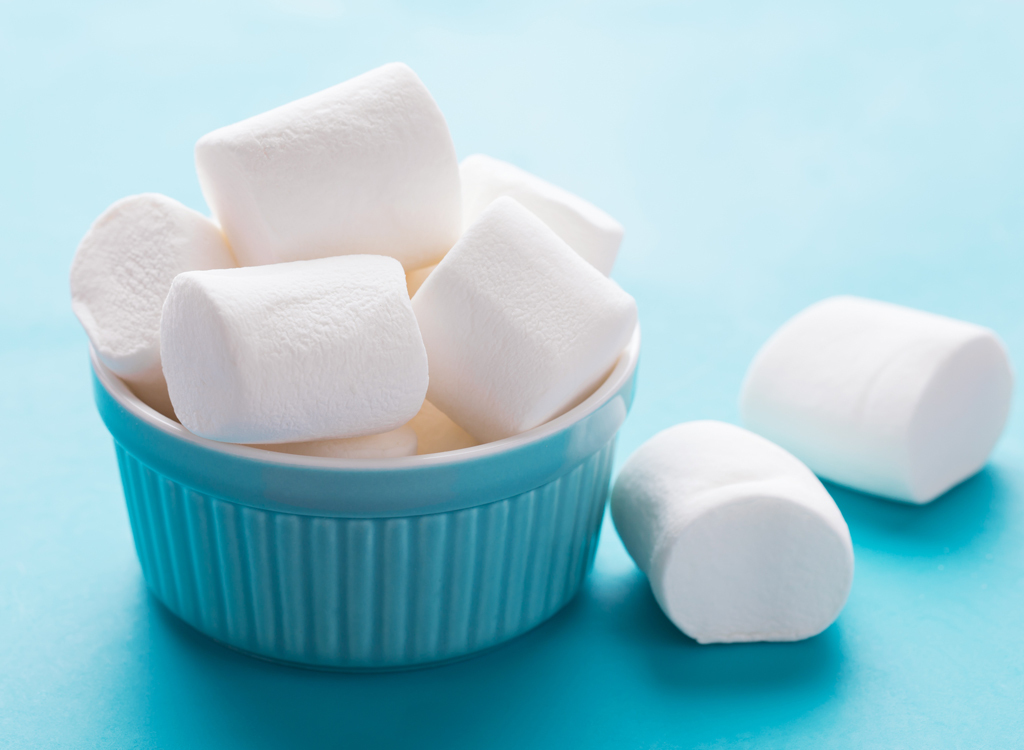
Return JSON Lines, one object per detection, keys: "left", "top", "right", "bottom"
{"left": 2, "top": 1, "right": 1023, "bottom": 746}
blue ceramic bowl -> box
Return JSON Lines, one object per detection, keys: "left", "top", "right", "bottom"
{"left": 91, "top": 326, "right": 640, "bottom": 671}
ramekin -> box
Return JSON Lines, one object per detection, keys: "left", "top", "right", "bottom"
{"left": 91, "top": 326, "right": 640, "bottom": 670}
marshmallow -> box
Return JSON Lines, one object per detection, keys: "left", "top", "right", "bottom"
{"left": 161, "top": 255, "right": 428, "bottom": 444}
{"left": 740, "top": 296, "right": 1014, "bottom": 504}
{"left": 195, "top": 62, "right": 461, "bottom": 270}
{"left": 407, "top": 400, "right": 478, "bottom": 454}
{"left": 460, "top": 154, "right": 624, "bottom": 275}
{"left": 69, "top": 193, "right": 236, "bottom": 417}
{"left": 411, "top": 197, "right": 637, "bottom": 443}
{"left": 611, "top": 420, "right": 854, "bottom": 644}
{"left": 405, "top": 264, "right": 436, "bottom": 298}
{"left": 253, "top": 425, "right": 417, "bottom": 459}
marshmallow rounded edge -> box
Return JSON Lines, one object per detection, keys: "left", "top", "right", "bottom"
{"left": 69, "top": 193, "right": 235, "bottom": 418}
{"left": 412, "top": 196, "right": 637, "bottom": 443}
{"left": 160, "top": 254, "right": 428, "bottom": 445}
{"left": 611, "top": 420, "right": 854, "bottom": 644}
{"left": 460, "top": 154, "right": 624, "bottom": 275}
{"left": 740, "top": 296, "right": 1014, "bottom": 504}
{"left": 195, "top": 62, "right": 461, "bottom": 271}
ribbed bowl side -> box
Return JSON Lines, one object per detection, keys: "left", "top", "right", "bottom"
{"left": 115, "top": 440, "right": 615, "bottom": 670}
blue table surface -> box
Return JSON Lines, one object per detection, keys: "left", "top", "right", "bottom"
{"left": 3, "top": 1, "right": 1024, "bottom": 747}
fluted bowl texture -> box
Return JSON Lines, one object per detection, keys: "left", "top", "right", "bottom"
{"left": 91, "top": 325, "right": 640, "bottom": 670}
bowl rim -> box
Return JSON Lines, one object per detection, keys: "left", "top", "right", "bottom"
{"left": 92, "top": 323, "right": 641, "bottom": 472}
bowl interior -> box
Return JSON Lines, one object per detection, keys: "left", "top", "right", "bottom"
{"left": 93, "top": 325, "right": 641, "bottom": 516}
{"left": 93, "top": 324, "right": 641, "bottom": 471}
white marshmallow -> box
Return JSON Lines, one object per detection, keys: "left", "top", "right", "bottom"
{"left": 611, "top": 420, "right": 854, "bottom": 644}
{"left": 740, "top": 296, "right": 1014, "bottom": 504}
{"left": 405, "top": 264, "right": 436, "bottom": 298}
{"left": 460, "top": 154, "right": 624, "bottom": 275}
{"left": 69, "top": 193, "right": 236, "bottom": 417}
{"left": 161, "top": 255, "right": 428, "bottom": 444}
{"left": 253, "top": 425, "right": 417, "bottom": 459}
{"left": 407, "top": 400, "right": 478, "bottom": 454}
{"left": 196, "top": 62, "right": 461, "bottom": 270}
{"left": 411, "top": 197, "right": 637, "bottom": 443}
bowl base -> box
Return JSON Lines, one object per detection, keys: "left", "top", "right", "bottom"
{"left": 150, "top": 587, "right": 564, "bottom": 673}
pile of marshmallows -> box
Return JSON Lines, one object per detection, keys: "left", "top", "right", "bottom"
{"left": 69, "top": 62, "right": 1016, "bottom": 649}
{"left": 612, "top": 296, "right": 1013, "bottom": 644}
{"left": 70, "top": 62, "right": 638, "bottom": 458}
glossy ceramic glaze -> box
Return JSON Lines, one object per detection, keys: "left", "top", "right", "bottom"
{"left": 92, "top": 326, "right": 640, "bottom": 670}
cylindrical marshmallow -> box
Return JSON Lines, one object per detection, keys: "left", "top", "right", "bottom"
{"left": 411, "top": 196, "right": 637, "bottom": 443}
{"left": 195, "top": 62, "right": 461, "bottom": 270}
{"left": 740, "top": 296, "right": 1014, "bottom": 504}
{"left": 611, "top": 420, "right": 854, "bottom": 644}
{"left": 161, "top": 255, "right": 428, "bottom": 444}
{"left": 69, "top": 193, "right": 236, "bottom": 418}
{"left": 407, "top": 400, "right": 478, "bottom": 454}
{"left": 253, "top": 425, "right": 418, "bottom": 459}
{"left": 460, "top": 154, "right": 624, "bottom": 275}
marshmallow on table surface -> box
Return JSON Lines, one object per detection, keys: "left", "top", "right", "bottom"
{"left": 69, "top": 193, "right": 236, "bottom": 418}
{"left": 407, "top": 400, "right": 478, "bottom": 454}
{"left": 253, "top": 426, "right": 417, "bottom": 459}
{"left": 195, "top": 62, "right": 461, "bottom": 270}
{"left": 460, "top": 154, "right": 624, "bottom": 276}
{"left": 412, "top": 196, "right": 637, "bottom": 443}
{"left": 161, "top": 254, "right": 428, "bottom": 444}
{"left": 740, "top": 296, "right": 1014, "bottom": 504}
{"left": 611, "top": 420, "right": 854, "bottom": 645}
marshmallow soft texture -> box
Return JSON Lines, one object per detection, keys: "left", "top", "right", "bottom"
{"left": 161, "top": 255, "right": 428, "bottom": 444}
{"left": 196, "top": 62, "right": 461, "bottom": 270}
{"left": 460, "top": 154, "right": 624, "bottom": 275}
{"left": 740, "top": 296, "right": 1014, "bottom": 504}
{"left": 612, "top": 421, "right": 854, "bottom": 644}
{"left": 254, "top": 426, "right": 417, "bottom": 459}
{"left": 412, "top": 197, "right": 637, "bottom": 443}
{"left": 407, "top": 400, "right": 478, "bottom": 454}
{"left": 70, "top": 193, "right": 236, "bottom": 417}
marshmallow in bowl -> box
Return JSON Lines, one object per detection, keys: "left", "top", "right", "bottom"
{"left": 70, "top": 193, "right": 236, "bottom": 418}
{"left": 460, "top": 154, "right": 624, "bottom": 275}
{"left": 407, "top": 400, "right": 478, "bottom": 454}
{"left": 405, "top": 264, "right": 436, "bottom": 298}
{"left": 195, "top": 62, "right": 461, "bottom": 270}
{"left": 412, "top": 197, "right": 637, "bottom": 443}
{"left": 740, "top": 296, "right": 1014, "bottom": 504}
{"left": 161, "top": 255, "right": 428, "bottom": 444}
{"left": 254, "top": 425, "right": 418, "bottom": 459}
{"left": 611, "top": 420, "right": 854, "bottom": 644}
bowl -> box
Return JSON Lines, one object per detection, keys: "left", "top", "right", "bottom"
{"left": 90, "top": 325, "right": 641, "bottom": 670}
